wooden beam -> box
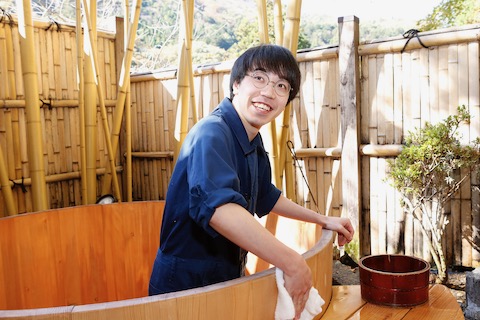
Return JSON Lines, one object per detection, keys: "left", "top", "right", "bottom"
{"left": 338, "top": 16, "right": 362, "bottom": 256}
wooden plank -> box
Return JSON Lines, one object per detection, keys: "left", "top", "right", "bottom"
{"left": 321, "top": 286, "right": 366, "bottom": 319}
{"left": 401, "top": 285, "right": 464, "bottom": 319}
{"left": 348, "top": 301, "right": 409, "bottom": 319}
{"left": 468, "top": 41, "right": 480, "bottom": 266}
{"left": 377, "top": 158, "right": 387, "bottom": 254}
{"left": 339, "top": 17, "right": 361, "bottom": 252}
{"left": 428, "top": 45, "right": 440, "bottom": 123}
{"left": 410, "top": 50, "right": 421, "bottom": 130}
{"left": 419, "top": 48, "right": 431, "bottom": 126}
{"left": 376, "top": 54, "right": 387, "bottom": 144}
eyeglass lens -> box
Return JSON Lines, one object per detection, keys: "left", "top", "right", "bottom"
{"left": 248, "top": 71, "right": 291, "bottom": 96}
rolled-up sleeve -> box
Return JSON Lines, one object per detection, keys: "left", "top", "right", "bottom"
{"left": 186, "top": 122, "right": 247, "bottom": 237}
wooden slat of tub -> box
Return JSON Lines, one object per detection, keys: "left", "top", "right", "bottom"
{"left": 0, "top": 201, "right": 164, "bottom": 310}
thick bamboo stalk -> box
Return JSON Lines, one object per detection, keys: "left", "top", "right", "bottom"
{"left": 119, "top": 10, "right": 133, "bottom": 202}
{"left": 76, "top": 0, "right": 87, "bottom": 204}
{"left": 279, "top": 0, "right": 302, "bottom": 199}
{"left": 173, "top": 0, "right": 195, "bottom": 161}
{"left": 186, "top": 0, "right": 197, "bottom": 125}
{"left": 82, "top": 0, "right": 122, "bottom": 202}
{"left": 17, "top": 0, "right": 48, "bottom": 212}
{"left": 4, "top": 21, "right": 16, "bottom": 98}
{"left": 83, "top": 0, "right": 98, "bottom": 204}
{"left": 0, "top": 146, "right": 17, "bottom": 216}
{"left": 254, "top": 0, "right": 281, "bottom": 189}
{"left": 256, "top": 0, "right": 269, "bottom": 43}
{"left": 273, "top": 0, "right": 283, "bottom": 45}
{"left": 126, "top": 84, "right": 133, "bottom": 202}
{"left": 101, "top": 0, "right": 142, "bottom": 196}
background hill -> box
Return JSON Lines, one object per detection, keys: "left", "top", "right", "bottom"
{"left": 1, "top": 0, "right": 479, "bottom": 72}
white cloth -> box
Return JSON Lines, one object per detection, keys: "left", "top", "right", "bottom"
{"left": 275, "top": 268, "right": 325, "bottom": 320}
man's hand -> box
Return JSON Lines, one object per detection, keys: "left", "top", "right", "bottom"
{"left": 323, "top": 216, "right": 354, "bottom": 246}
{"left": 283, "top": 257, "right": 312, "bottom": 320}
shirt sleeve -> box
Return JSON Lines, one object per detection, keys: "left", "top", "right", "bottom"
{"left": 186, "top": 120, "right": 248, "bottom": 237}
{"left": 255, "top": 144, "right": 282, "bottom": 217}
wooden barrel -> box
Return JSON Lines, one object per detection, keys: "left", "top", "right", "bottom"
{"left": 0, "top": 201, "right": 334, "bottom": 319}
{"left": 359, "top": 254, "right": 430, "bottom": 307}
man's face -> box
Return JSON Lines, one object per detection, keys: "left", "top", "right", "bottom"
{"left": 231, "top": 69, "right": 290, "bottom": 138}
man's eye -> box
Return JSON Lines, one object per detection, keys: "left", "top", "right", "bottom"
{"left": 254, "top": 75, "right": 265, "bottom": 82}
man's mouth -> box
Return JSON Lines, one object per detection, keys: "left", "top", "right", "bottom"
{"left": 253, "top": 102, "right": 272, "bottom": 112}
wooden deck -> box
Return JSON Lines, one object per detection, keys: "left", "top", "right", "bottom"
{"left": 322, "top": 284, "right": 464, "bottom": 319}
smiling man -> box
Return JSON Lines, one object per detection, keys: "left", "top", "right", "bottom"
{"left": 148, "top": 44, "right": 354, "bottom": 319}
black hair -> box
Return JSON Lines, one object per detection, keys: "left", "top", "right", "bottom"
{"left": 229, "top": 44, "right": 301, "bottom": 104}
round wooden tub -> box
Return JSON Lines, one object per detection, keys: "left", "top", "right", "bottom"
{"left": 0, "top": 201, "right": 334, "bottom": 319}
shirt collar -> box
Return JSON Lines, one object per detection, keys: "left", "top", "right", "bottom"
{"left": 217, "top": 98, "right": 260, "bottom": 155}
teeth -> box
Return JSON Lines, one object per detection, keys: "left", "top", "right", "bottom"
{"left": 254, "top": 103, "right": 271, "bottom": 111}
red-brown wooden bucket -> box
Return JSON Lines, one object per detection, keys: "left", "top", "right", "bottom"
{"left": 359, "top": 254, "right": 430, "bottom": 307}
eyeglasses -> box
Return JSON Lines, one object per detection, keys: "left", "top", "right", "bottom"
{"left": 245, "top": 70, "right": 292, "bottom": 97}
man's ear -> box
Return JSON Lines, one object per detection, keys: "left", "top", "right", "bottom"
{"left": 232, "top": 81, "right": 239, "bottom": 95}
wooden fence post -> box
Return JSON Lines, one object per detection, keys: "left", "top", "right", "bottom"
{"left": 338, "top": 16, "right": 362, "bottom": 257}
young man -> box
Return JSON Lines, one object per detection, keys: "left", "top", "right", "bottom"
{"left": 149, "top": 44, "right": 354, "bottom": 318}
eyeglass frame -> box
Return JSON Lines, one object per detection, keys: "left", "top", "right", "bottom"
{"left": 245, "top": 70, "right": 292, "bottom": 97}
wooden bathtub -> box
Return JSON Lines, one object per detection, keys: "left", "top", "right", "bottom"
{"left": 0, "top": 201, "right": 334, "bottom": 319}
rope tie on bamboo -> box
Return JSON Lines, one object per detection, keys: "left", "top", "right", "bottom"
{"left": 40, "top": 98, "right": 52, "bottom": 110}
{"left": 0, "top": 8, "right": 13, "bottom": 26}
{"left": 45, "top": 17, "right": 61, "bottom": 32}
{"left": 287, "top": 140, "right": 319, "bottom": 213}
{"left": 10, "top": 178, "right": 27, "bottom": 193}
{"left": 401, "top": 29, "right": 429, "bottom": 53}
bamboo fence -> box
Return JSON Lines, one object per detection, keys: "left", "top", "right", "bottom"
{"left": 0, "top": 12, "right": 479, "bottom": 267}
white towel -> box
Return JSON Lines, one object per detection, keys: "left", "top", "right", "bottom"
{"left": 275, "top": 268, "right": 325, "bottom": 320}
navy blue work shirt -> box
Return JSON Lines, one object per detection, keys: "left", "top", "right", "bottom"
{"left": 153, "top": 97, "right": 281, "bottom": 292}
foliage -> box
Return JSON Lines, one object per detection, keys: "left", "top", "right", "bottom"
{"left": 386, "top": 106, "right": 480, "bottom": 283}
{"left": 2, "top": 0, "right": 478, "bottom": 71}
{"left": 417, "top": 0, "right": 480, "bottom": 31}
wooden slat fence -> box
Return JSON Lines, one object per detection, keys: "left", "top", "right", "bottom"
{"left": 0, "top": 19, "right": 119, "bottom": 212}
{"left": 0, "top": 14, "right": 479, "bottom": 267}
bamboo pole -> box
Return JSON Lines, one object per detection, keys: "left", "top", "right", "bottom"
{"left": 173, "top": 0, "right": 195, "bottom": 161}
{"left": 16, "top": 0, "right": 48, "bottom": 212}
{"left": 279, "top": 0, "right": 302, "bottom": 199}
{"left": 186, "top": 0, "right": 197, "bottom": 125}
{"left": 101, "top": 0, "right": 142, "bottom": 196}
{"left": 256, "top": 0, "right": 269, "bottom": 43}
{"left": 122, "top": 7, "right": 133, "bottom": 202}
{"left": 255, "top": 0, "right": 281, "bottom": 189}
{"left": 76, "top": 0, "right": 87, "bottom": 204}
{"left": 0, "top": 99, "right": 117, "bottom": 108}
{"left": 129, "top": 151, "right": 174, "bottom": 158}
{"left": 294, "top": 147, "right": 342, "bottom": 158}
{"left": 7, "top": 166, "right": 123, "bottom": 187}
{"left": 83, "top": 0, "right": 98, "bottom": 204}
{"left": 0, "top": 147, "right": 17, "bottom": 216}
{"left": 82, "top": 0, "right": 122, "bottom": 202}
{"left": 273, "top": 0, "right": 283, "bottom": 45}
